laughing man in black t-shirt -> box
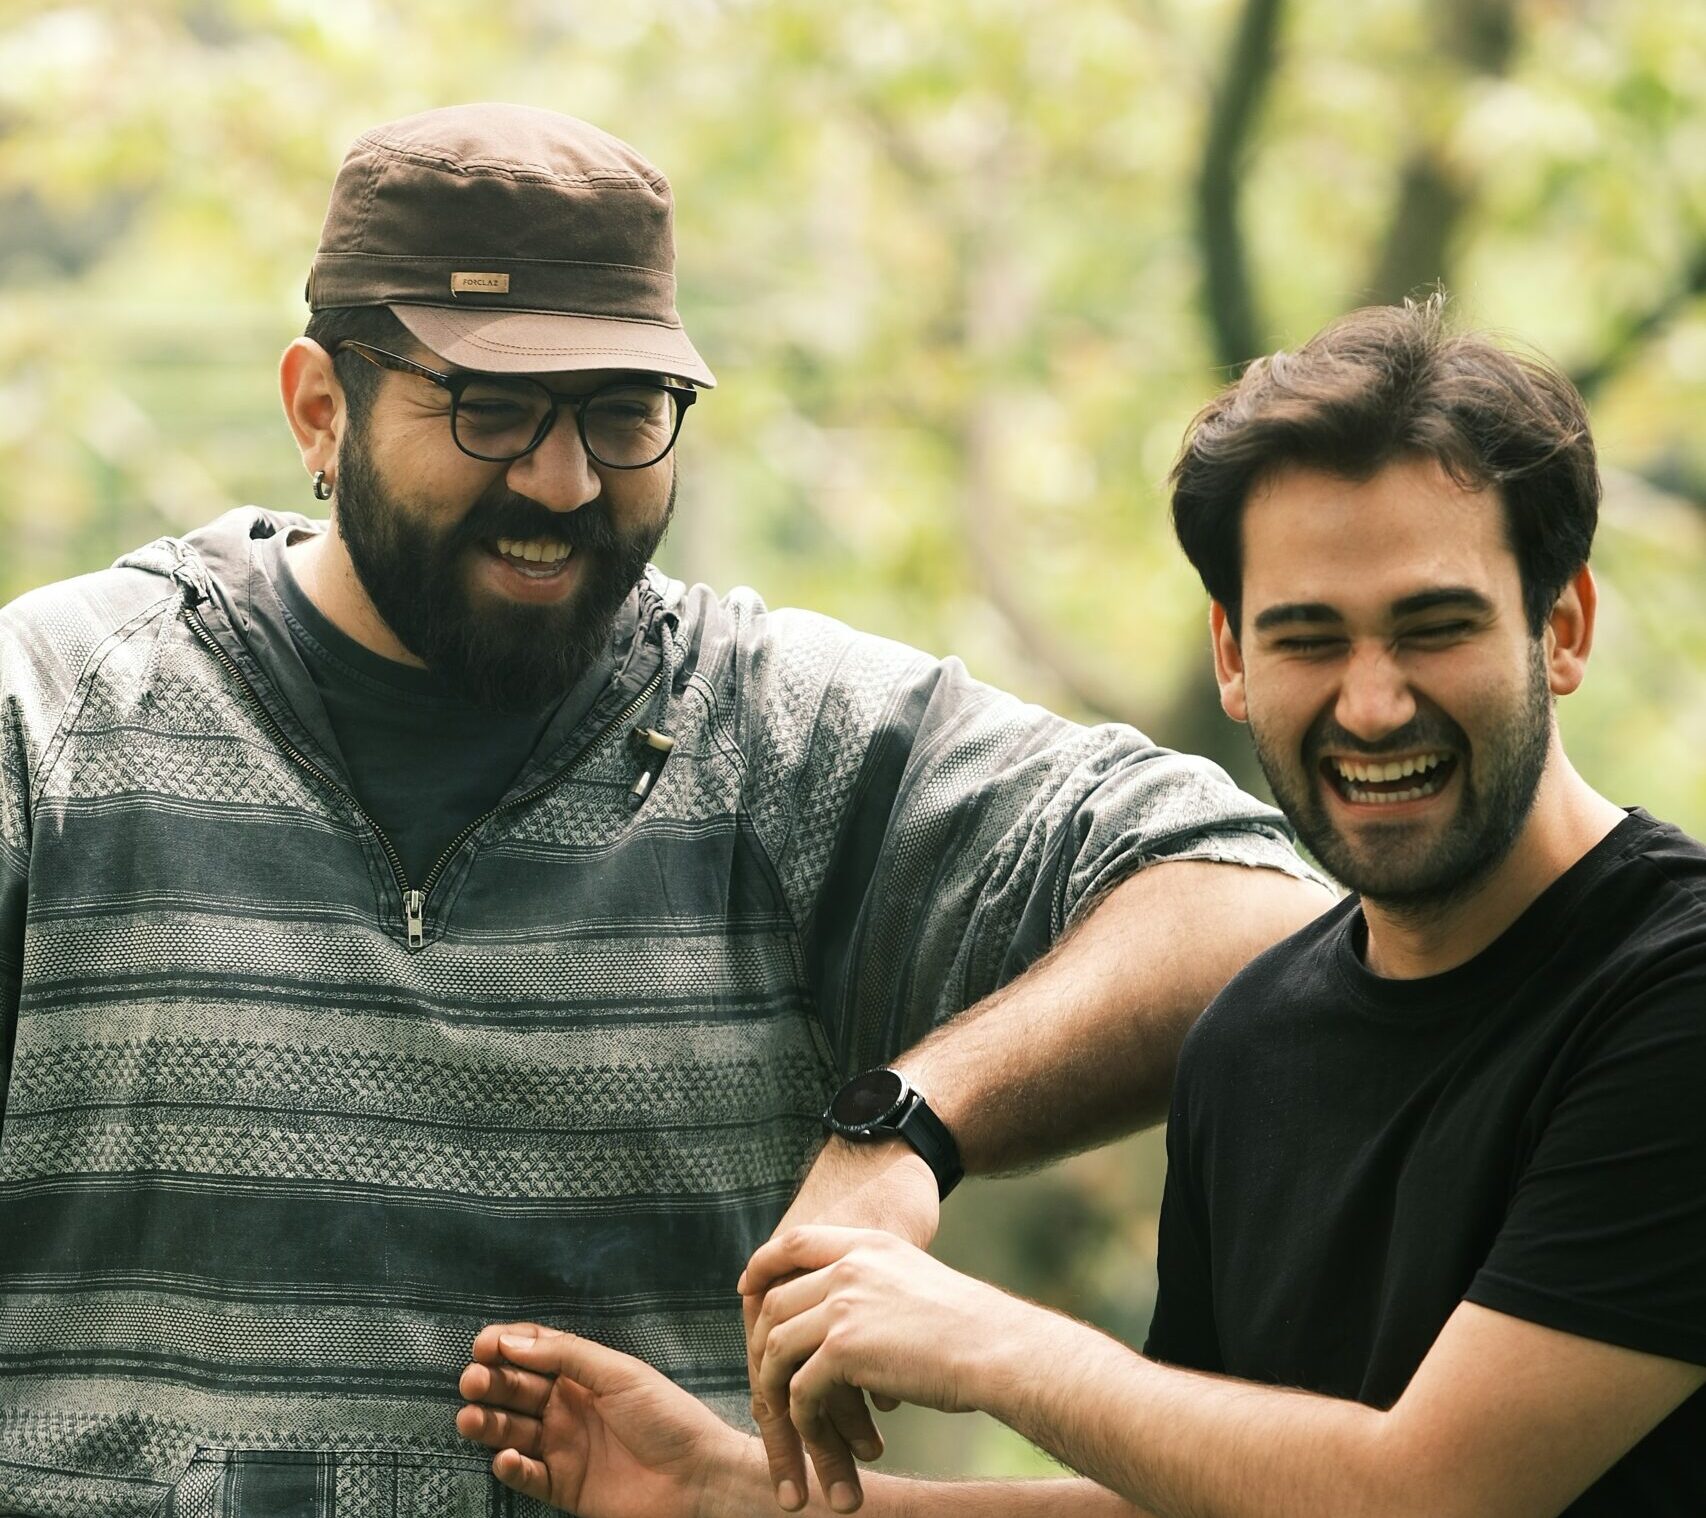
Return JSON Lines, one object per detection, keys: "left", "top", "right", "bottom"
{"left": 1139, "top": 299, "right": 1706, "bottom": 1516}
{"left": 455, "top": 300, "right": 1704, "bottom": 1518}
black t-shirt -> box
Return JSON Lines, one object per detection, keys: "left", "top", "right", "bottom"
{"left": 1147, "top": 810, "right": 1706, "bottom": 1516}
{"left": 257, "top": 534, "right": 576, "bottom": 885}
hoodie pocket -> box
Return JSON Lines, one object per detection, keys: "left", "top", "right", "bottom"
{"left": 151, "top": 1447, "right": 526, "bottom": 1518}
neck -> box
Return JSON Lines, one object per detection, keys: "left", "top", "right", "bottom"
{"left": 1360, "top": 746, "right": 1626, "bottom": 980}
{"left": 286, "top": 520, "right": 426, "bottom": 668}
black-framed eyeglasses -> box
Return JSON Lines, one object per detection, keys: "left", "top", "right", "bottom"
{"left": 332, "top": 341, "right": 697, "bottom": 469}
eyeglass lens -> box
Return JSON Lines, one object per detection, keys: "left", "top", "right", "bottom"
{"left": 452, "top": 378, "right": 680, "bottom": 466}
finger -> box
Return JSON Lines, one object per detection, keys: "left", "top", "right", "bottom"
{"left": 471, "top": 1321, "right": 556, "bottom": 1366}
{"left": 496, "top": 1329, "right": 648, "bottom": 1397}
{"left": 490, "top": 1446, "right": 553, "bottom": 1506}
{"left": 791, "top": 1356, "right": 864, "bottom": 1512}
{"left": 746, "top": 1275, "right": 810, "bottom": 1511}
{"left": 757, "top": 1304, "right": 844, "bottom": 1508}
{"left": 752, "top": 1270, "right": 837, "bottom": 1337}
{"left": 750, "top": 1262, "right": 849, "bottom": 1473}
{"left": 758, "top": 1303, "right": 833, "bottom": 1432}
{"left": 759, "top": 1305, "right": 859, "bottom": 1501}
{"left": 821, "top": 1381, "right": 884, "bottom": 1464}
{"left": 871, "top": 1394, "right": 900, "bottom": 1412}
{"left": 743, "top": 1277, "right": 773, "bottom": 1378}
{"left": 455, "top": 1402, "right": 544, "bottom": 1459}
{"left": 751, "top": 1392, "right": 810, "bottom": 1513}
{"left": 458, "top": 1359, "right": 553, "bottom": 1415}
{"left": 743, "top": 1226, "right": 875, "bottom": 1300}
{"left": 748, "top": 1270, "right": 830, "bottom": 1385}
{"left": 748, "top": 1273, "right": 880, "bottom": 1460}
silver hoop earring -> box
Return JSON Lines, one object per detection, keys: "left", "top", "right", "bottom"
{"left": 312, "top": 470, "right": 332, "bottom": 501}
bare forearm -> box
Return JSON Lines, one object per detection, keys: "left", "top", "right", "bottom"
{"left": 865, "top": 1470, "right": 1151, "bottom": 1518}
{"left": 898, "top": 861, "right": 1330, "bottom": 1170}
{"left": 740, "top": 1241, "right": 1706, "bottom": 1518}
{"left": 978, "top": 1307, "right": 1400, "bottom": 1518}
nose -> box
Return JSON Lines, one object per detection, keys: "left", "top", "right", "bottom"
{"left": 501, "top": 410, "right": 601, "bottom": 513}
{"left": 1334, "top": 641, "right": 1417, "bottom": 742}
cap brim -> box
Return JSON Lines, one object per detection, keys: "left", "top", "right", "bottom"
{"left": 391, "top": 303, "right": 716, "bottom": 388}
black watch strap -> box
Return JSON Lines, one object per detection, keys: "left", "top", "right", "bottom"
{"left": 823, "top": 1068, "right": 964, "bottom": 1200}
{"left": 893, "top": 1092, "right": 964, "bottom": 1199}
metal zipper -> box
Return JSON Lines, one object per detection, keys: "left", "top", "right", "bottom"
{"left": 412, "top": 671, "right": 664, "bottom": 903}
{"left": 183, "top": 598, "right": 663, "bottom": 950}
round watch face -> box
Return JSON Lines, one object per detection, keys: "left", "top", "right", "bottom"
{"left": 830, "top": 1068, "right": 907, "bottom": 1129}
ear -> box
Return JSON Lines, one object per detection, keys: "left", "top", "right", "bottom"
{"left": 1544, "top": 565, "right": 1596, "bottom": 697}
{"left": 1210, "top": 601, "right": 1248, "bottom": 723}
{"left": 280, "top": 339, "right": 347, "bottom": 485}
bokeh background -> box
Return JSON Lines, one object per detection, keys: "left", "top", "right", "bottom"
{"left": 4, "top": 0, "right": 1704, "bottom": 1482}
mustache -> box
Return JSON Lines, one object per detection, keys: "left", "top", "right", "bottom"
{"left": 1304, "top": 713, "right": 1468, "bottom": 763}
{"left": 447, "top": 491, "right": 624, "bottom": 554}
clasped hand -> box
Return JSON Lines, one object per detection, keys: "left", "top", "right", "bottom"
{"left": 457, "top": 1140, "right": 1005, "bottom": 1516}
{"left": 741, "top": 1225, "right": 1011, "bottom": 1512}
{"left": 455, "top": 1234, "right": 1022, "bottom": 1516}
{"left": 738, "top": 1135, "right": 940, "bottom": 1509}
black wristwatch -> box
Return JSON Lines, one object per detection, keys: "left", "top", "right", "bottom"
{"left": 822, "top": 1067, "right": 964, "bottom": 1200}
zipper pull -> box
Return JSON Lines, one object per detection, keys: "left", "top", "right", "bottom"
{"left": 628, "top": 727, "right": 676, "bottom": 810}
{"left": 403, "top": 889, "right": 426, "bottom": 949}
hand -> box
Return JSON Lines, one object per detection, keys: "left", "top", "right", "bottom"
{"left": 740, "top": 1139, "right": 940, "bottom": 1510}
{"left": 456, "top": 1321, "right": 749, "bottom": 1518}
{"left": 743, "top": 1226, "right": 1023, "bottom": 1512}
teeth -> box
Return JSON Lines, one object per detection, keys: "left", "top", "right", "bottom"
{"left": 495, "top": 537, "right": 571, "bottom": 564}
{"left": 1332, "top": 752, "right": 1448, "bottom": 783}
{"left": 1344, "top": 785, "right": 1429, "bottom": 805}
{"left": 1328, "top": 750, "right": 1457, "bottom": 806}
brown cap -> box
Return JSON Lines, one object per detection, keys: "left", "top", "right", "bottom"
{"left": 306, "top": 103, "right": 714, "bottom": 387}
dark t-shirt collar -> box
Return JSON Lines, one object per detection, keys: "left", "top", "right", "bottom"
{"left": 269, "top": 535, "right": 457, "bottom": 702}
{"left": 1330, "top": 810, "right": 1660, "bottom": 1023}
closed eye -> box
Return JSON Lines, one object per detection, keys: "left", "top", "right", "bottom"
{"left": 1403, "top": 621, "right": 1474, "bottom": 642}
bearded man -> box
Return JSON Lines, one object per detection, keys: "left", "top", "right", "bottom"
{"left": 0, "top": 105, "right": 1326, "bottom": 1517}
{"left": 455, "top": 300, "right": 1705, "bottom": 1518}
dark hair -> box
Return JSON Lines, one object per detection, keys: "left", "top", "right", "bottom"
{"left": 301, "top": 304, "right": 414, "bottom": 424}
{"left": 1169, "top": 297, "right": 1600, "bottom": 636}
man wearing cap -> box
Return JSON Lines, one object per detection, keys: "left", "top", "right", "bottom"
{"left": 0, "top": 104, "right": 1326, "bottom": 1517}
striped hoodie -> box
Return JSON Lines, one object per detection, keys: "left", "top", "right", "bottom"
{"left": 0, "top": 508, "right": 1308, "bottom": 1517}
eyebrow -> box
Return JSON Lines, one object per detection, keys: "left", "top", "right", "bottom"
{"left": 1251, "top": 587, "right": 1496, "bottom": 633}
{"left": 1390, "top": 588, "right": 1496, "bottom": 618}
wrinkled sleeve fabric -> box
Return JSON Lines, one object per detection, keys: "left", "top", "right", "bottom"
{"left": 728, "top": 597, "right": 1312, "bottom": 1074}
{"left": 0, "top": 700, "right": 24, "bottom": 1122}
{"left": 1467, "top": 952, "right": 1706, "bottom": 1368}
{"left": 0, "top": 611, "right": 43, "bottom": 1123}
{"left": 0, "top": 571, "right": 171, "bottom": 1125}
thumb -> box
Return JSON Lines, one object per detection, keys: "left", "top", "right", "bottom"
{"left": 498, "top": 1330, "right": 646, "bottom": 1395}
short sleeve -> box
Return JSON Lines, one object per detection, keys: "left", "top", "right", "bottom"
{"left": 1, "top": 620, "right": 40, "bottom": 1119}
{"left": 792, "top": 647, "right": 1311, "bottom": 1073}
{"left": 1467, "top": 960, "right": 1706, "bottom": 1367}
{"left": 0, "top": 770, "right": 22, "bottom": 1120}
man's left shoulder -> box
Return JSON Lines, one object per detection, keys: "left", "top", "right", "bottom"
{"left": 1585, "top": 811, "right": 1706, "bottom": 968}
{"left": 1620, "top": 811, "right": 1706, "bottom": 914}
{"left": 654, "top": 572, "right": 943, "bottom": 704}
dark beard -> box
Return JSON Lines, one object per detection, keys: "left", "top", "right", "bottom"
{"left": 332, "top": 418, "right": 673, "bottom": 713}
{"left": 1250, "top": 641, "right": 1553, "bottom": 915}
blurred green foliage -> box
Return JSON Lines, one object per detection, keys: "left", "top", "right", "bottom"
{"left": 3, "top": 0, "right": 1704, "bottom": 1482}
